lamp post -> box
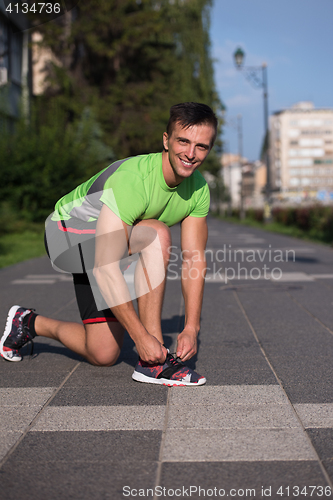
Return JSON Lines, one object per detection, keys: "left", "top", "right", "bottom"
{"left": 233, "top": 47, "right": 271, "bottom": 221}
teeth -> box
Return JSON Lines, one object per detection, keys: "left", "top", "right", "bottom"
{"left": 181, "top": 160, "right": 193, "bottom": 166}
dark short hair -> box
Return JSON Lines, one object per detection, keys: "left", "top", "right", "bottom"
{"left": 166, "top": 102, "right": 218, "bottom": 145}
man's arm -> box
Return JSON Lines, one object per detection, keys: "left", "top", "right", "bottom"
{"left": 177, "top": 215, "right": 208, "bottom": 361}
{"left": 93, "top": 204, "right": 167, "bottom": 364}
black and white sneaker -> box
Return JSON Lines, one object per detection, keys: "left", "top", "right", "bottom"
{"left": 0, "top": 305, "right": 37, "bottom": 362}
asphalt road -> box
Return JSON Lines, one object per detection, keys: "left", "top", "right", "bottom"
{"left": 1, "top": 216, "right": 333, "bottom": 500}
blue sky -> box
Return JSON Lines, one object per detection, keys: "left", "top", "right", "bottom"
{"left": 210, "top": 0, "right": 333, "bottom": 160}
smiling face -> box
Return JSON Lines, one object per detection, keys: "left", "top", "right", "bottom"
{"left": 162, "top": 121, "right": 215, "bottom": 187}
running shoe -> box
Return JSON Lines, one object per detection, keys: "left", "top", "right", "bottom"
{"left": 0, "top": 305, "right": 37, "bottom": 362}
{"left": 132, "top": 352, "right": 206, "bottom": 386}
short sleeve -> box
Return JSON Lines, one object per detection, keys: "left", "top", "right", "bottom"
{"left": 100, "top": 170, "right": 147, "bottom": 225}
{"left": 190, "top": 182, "right": 210, "bottom": 218}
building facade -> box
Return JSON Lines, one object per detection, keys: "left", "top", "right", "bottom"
{"left": 221, "top": 153, "right": 266, "bottom": 209}
{"left": 270, "top": 102, "right": 333, "bottom": 203}
{"left": 221, "top": 153, "right": 243, "bottom": 208}
{"left": 0, "top": 6, "right": 32, "bottom": 127}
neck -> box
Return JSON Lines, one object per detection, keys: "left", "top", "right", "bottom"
{"left": 162, "top": 150, "right": 182, "bottom": 188}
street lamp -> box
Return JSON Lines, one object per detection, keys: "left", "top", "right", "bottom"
{"left": 233, "top": 47, "right": 271, "bottom": 221}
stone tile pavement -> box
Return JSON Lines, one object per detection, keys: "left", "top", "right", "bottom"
{"left": 1, "top": 217, "right": 333, "bottom": 499}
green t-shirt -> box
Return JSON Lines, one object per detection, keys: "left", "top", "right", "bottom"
{"left": 53, "top": 152, "right": 210, "bottom": 227}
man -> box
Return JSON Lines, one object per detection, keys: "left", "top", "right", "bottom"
{"left": 0, "top": 102, "right": 217, "bottom": 386}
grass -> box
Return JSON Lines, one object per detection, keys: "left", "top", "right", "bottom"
{"left": 0, "top": 226, "right": 45, "bottom": 269}
{"left": 215, "top": 214, "right": 333, "bottom": 246}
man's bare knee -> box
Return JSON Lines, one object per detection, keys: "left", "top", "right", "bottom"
{"left": 133, "top": 219, "right": 171, "bottom": 261}
{"left": 87, "top": 349, "right": 121, "bottom": 367}
{"left": 84, "top": 322, "right": 124, "bottom": 367}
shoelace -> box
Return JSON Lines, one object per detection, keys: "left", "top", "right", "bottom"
{"left": 168, "top": 352, "right": 185, "bottom": 366}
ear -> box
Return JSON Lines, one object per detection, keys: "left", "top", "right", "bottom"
{"left": 163, "top": 132, "right": 169, "bottom": 152}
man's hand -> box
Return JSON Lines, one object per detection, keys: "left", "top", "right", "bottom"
{"left": 176, "top": 326, "right": 198, "bottom": 362}
{"left": 135, "top": 333, "right": 168, "bottom": 364}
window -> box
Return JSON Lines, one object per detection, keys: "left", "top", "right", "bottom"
{"left": 299, "top": 138, "right": 323, "bottom": 147}
{"left": 301, "top": 168, "right": 314, "bottom": 176}
{"left": 10, "top": 31, "right": 22, "bottom": 84}
{"left": 301, "top": 149, "right": 324, "bottom": 157}
{"left": 299, "top": 119, "right": 312, "bottom": 127}
{"left": 0, "top": 15, "right": 22, "bottom": 84}
{"left": 289, "top": 149, "right": 324, "bottom": 157}
{"left": 288, "top": 129, "right": 300, "bottom": 137}
{"left": 289, "top": 158, "right": 313, "bottom": 167}
{"left": 0, "top": 16, "right": 9, "bottom": 73}
{"left": 314, "top": 159, "right": 333, "bottom": 164}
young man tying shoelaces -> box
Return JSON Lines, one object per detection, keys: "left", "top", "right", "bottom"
{"left": 1, "top": 102, "right": 217, "bottom": 386}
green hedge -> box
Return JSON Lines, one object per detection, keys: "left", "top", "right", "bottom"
{"left": 243, "top": 205, "right": 333, "bottom": 243}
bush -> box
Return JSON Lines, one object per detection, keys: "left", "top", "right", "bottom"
{"left": 0, "top": 100, "right": 115, "bottom": 226}
{"left": 271, "top": 204, "right": 333, "bottom": 244}
{"left": 246, "top": 208, "right": 264, "bottom": 223}
{"left": 272, "top": 206, "right": 297, "bottom": 226}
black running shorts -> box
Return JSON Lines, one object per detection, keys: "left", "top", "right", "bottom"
{"left": 44, "top": 217, "right": 119, "bottom": 325}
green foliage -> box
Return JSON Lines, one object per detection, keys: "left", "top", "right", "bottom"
{"left": 246, "top": 208, "right": 264, "bottom": 223}
{"left": 223, "top": 205, "right": 333, "bottom": 244}
{"left": 34, "top": 0, "right": 223, "bottom": 158}
{"left": 0, "top": 0, "right": 223, "bottom": 246}
{"left": 0, "top": 99, "right": 115, "bottom": 224}
{"left": 272, "top": 205, "right": 333, "bottom": 243}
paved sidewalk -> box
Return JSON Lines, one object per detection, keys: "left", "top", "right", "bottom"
{"left": 1, "top": 217, "right": 333, "bottom": 499}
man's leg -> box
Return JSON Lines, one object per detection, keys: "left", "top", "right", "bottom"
{"left": 129, "top": 219, "right": 172, "bottom": 343}
{"left": 34, "top": 316, "right": 124, "bottom": 366}
{"left": 129, "top": 219, "right": 206, "bottom": 385}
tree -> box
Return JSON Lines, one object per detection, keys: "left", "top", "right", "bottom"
{"left": 33, "top": 0, "right": 224, "bottom": 158}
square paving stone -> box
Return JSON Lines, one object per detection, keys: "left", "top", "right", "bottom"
{"left": 160, "top": 461, "right": 329, "bottom": 499}
{"left": 162, "top": 428, "right": 316, "bottom": 462}
{"left": 8, "top": 430, "right": 162, "bottom": 463}
{"left": 49, "top": 384, "right": 168, "bottom": 406}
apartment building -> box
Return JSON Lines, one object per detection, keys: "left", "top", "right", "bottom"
{"left": 221, "top": 154, "right": 266, "bottom": 209}
{"left": 270, "top": 102, "right": 333, "bottom": 202}
{"left": 221, "top": 153, "right": 244, "bottom": 208}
